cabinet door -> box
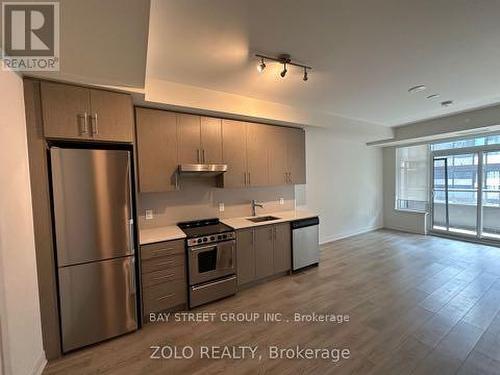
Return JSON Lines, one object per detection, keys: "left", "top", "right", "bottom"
{"left": 135, "top": 108, "right": 178, "bottom": 192}
{"left": 273, "top": 223, "right": 291, "bottom": 273}
{"left": 178, "top": 114, "right": 201, "bottom": 164}
{"left": 236, "top": 229, "right": 255, "bottom": 285}
{"left": 41, "top": 81, "right": 91, "bottom": 139}
{"left": 89, "top": 89, "right": 134, "bottom": 142}
{"left": 222, "top": 120, "right": 247, "bottom": 188}
{"left": 254, "top": 226, "right": 274, "bottom": 280}
{"left": 246, "top": 123, "right": 269, "bottom": 187}
{"left": 287, "top": 128, "right": 306, "bottom": 184}
{"left": 200, "top": 117, "right": 223, "bottom": 163}
{"left": 268, "top": 126, "right": 288, "bottom": 186}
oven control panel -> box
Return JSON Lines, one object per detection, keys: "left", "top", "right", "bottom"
{"left": 187, "top": 232, "right": 236, "bottom": 247}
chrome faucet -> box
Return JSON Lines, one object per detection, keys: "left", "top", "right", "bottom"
{"left": 251, "top": 199, "right": 264, "bottom": 216}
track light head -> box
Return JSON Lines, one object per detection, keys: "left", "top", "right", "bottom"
{"left": 257, "top": 58, "right": 266, "bottom": 72}
{"left": 280, "top": 63, "right": 287, "bottom": 78}
{"left": 303, "top": 68, "right": 308, "bottom": 81}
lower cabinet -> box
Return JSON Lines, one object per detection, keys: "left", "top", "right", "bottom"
{"left": 236, "top": 222, "right": 291, "bottom": 286}
{"left": 140, "top": 239, "right": 187, "bottom": 321}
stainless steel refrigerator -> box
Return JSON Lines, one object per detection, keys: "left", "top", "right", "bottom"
{"left": 50, "top": 147, "right": 137, "bottom": 353}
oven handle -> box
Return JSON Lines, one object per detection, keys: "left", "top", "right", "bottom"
{"left": 191, "top": 275, "right": 237, "bottom": 291}
{"left": 189, "top": 240, "right": 235, "bottom": 252}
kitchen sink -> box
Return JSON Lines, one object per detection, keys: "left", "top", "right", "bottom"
{"left": 247, "top": 215, "right": 280, "bottom": 223}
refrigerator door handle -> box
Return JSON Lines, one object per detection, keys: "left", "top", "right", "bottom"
{"left": 128, "top": 219, "right": 135, "bottom": 254}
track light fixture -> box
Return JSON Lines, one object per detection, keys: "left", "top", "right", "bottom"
{"left": 257, "top": 57, "right": 266, "bottom": 72}
{"left": 255, "top": 53, "right": 311, "bottom": 82}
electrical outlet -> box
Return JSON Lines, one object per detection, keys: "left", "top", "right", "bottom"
{"left": 219, "top": 203, "right": 225, "bottom": 212}
{"left": 279, "top": 198, "right": 285, "bottom": 205}
{"left": 145, "top": 209, "right": 153, "bottom": 220}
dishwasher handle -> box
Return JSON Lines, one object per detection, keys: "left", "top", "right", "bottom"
{"left": 291, "top": 217, "right": 319, "bottom": 230}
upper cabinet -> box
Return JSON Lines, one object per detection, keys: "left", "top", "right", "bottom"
{"left": 135, "top": 108, "right": 178, "bottom": 193}
{"left": 200, "top": 116, "right": 223, "bottom": 163}
{"left": 41, "top": 81, "right": 134, "bottom": 142}
{"left": 265, "top": 126, "right": 306, "bottom": 185}
{"left": 287, "top": 128, "right": 306, "bottom": 184}
{"left": 177, "top": 114, "right": 222, "bottom": 164}
{"left": 222, "top": 120, "right": 269, "bottom": 188}
{"left": 134, "top": 108, "right": 305, "bottom": 192}
{"left": 222, "top": 120, "right": 248, "bottom": 188}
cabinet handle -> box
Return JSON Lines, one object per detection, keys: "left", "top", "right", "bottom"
{"left": 90, "top": 113, "right": 98, "bottom": 136}
{"left": 274, "top": 227, "right": 277, "bottom": 240}
{"left": 202, "top": 149, "right": 206, "bottom": 163}
{"left": 244, "top": 172, "right": 247, "bottom": 186}
{"left": 288, "top": 172, "right": 292, "bottom": 184}
{"left": 284, "top": 172, "right": 288, "bottom": 184}
{"left": 248, "top": 172, "right": 251, "bottom": 185}
{"left": 197, "top": 149, "right": 200, "bottom": 163}
{"left": 77, "top": 112, "right": 88, "bottom": 135}
{"left": 269, "top": 227, "right": 273, "bottom": 240}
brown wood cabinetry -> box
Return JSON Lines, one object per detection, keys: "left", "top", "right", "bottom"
{"left": 135, "top": 109, "right": 305, "bottom": 191}
{"left": 222, "top": 120, "right": 270, "bottom": 188}
{"left": 236, "top": 223, "right": 292, "bottom": 286}
{"left": 178, "top": 114, "right": 223, "bottom": 164}
{"left": 287, "top": 128, "right": 306, "bottom": 184}
{"left": 254, "top": 226, "right": 275, "bottom": 279}
{"left": 135, "top": 108, "right": 178, "bottom": 193}
{"left": 246, "top": 123, "right": 269, "bottom": 187}
{"left": 236, "top": 229, "right": 255, "bottom": 285}
{"left": 273, "top": 223, "right": 292, "bottom": 273}
{"left": 222, "top": 119, "right": 248, "bottom": 188}
{"left": 201, "top": 116, "right": 223, "bottom": 163}
{"left": 140, "top": 239, "right": 187, "bottom": 320}
{"left": 41, "top": 81, "right": 134, "bottom": 142}
{"left": 268, "top": 126, "right": 306, "bottom": 185}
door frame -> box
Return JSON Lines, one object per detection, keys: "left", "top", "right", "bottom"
{"left": 430, "top": 144, "right": 500, "bottom": 242}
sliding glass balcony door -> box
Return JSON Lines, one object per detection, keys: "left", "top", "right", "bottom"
{"left": 432, "top": 153, "right": 479, "bottom": 236}
{"left": 431, "top": 147, "right": 500, "bottom": 242}
{"left": 482, "top": 150, "right": 500, "bottom": 240}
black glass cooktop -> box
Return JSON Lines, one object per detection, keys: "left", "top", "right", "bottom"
{"left": 177, "top": 218, "right": 233, "bottom": 238}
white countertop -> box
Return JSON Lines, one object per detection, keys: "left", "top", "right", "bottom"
{"left": 220, "top": 209, "right": 318, "bottom": 230}
{"left": 139, "top": 210, "right": 318, "bottom": 245}
{"left": 139, "top": 225, "right": 186, "bottom": 245}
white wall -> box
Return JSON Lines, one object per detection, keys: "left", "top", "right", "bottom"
{"left": 0, "top": 69, "right": 46, "bottom": 375}
{"left": 382, "top": 147, "right": 428, "bottom": 234}
{"left": 296, "top": 126, "right": 384, "bottom": 244}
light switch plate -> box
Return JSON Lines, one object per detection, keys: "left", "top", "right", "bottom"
{"left": 145, "top": 209, "right": 153, "bottom": 220}
{"left": 279, "top": 198, "right": 285, "bottom": 205}
{"left": 219, "top": 203, "right": 225, "bottom": 212}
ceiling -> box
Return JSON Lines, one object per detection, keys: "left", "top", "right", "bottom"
{"left": 146, "top": 0, "right": 500, "bottom": 127}
{"left": 6, "top": 0, "right": 500, "bottom": 136}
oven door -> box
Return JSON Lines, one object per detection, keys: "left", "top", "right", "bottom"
{"left": 189, "top": 240, "right": 236, "bottom": 285}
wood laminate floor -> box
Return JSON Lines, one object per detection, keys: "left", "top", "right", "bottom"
{"left": 44, "top": 230, "right": 500, "bottom": 375}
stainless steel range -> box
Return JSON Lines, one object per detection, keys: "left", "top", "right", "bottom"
{"left": 178, "top": 218, "right": 237, "bottom": 308}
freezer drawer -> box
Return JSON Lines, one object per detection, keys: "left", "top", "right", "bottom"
{"left": 50, "top": 147, "right": 134, "bottom": 266}
{"left": 58, "top": 256, "right": 137, "bottom": 352}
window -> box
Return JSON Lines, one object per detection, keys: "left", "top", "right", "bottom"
{"left": 431, "top": 134, "right": 500, "bottom": 151}
{"left": 396, "top": 145, "right": 429, "bottom": 211}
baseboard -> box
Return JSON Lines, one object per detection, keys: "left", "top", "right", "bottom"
{"left": 319, "top": 225, "right": 383, "bottom": 245}
{"left": 31, "top": 351, "right": 47, "bottom": 375}
{"left": 383, "top": 225, "right": 427, "bottom": 235}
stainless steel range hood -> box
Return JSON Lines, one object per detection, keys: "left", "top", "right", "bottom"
{"left": 178, "top": 163, "right": 228, "bottom": 177}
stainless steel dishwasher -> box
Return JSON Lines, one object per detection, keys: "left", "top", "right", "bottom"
{"left": 291, "top": 217, "right": 320, "bottom": 271}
